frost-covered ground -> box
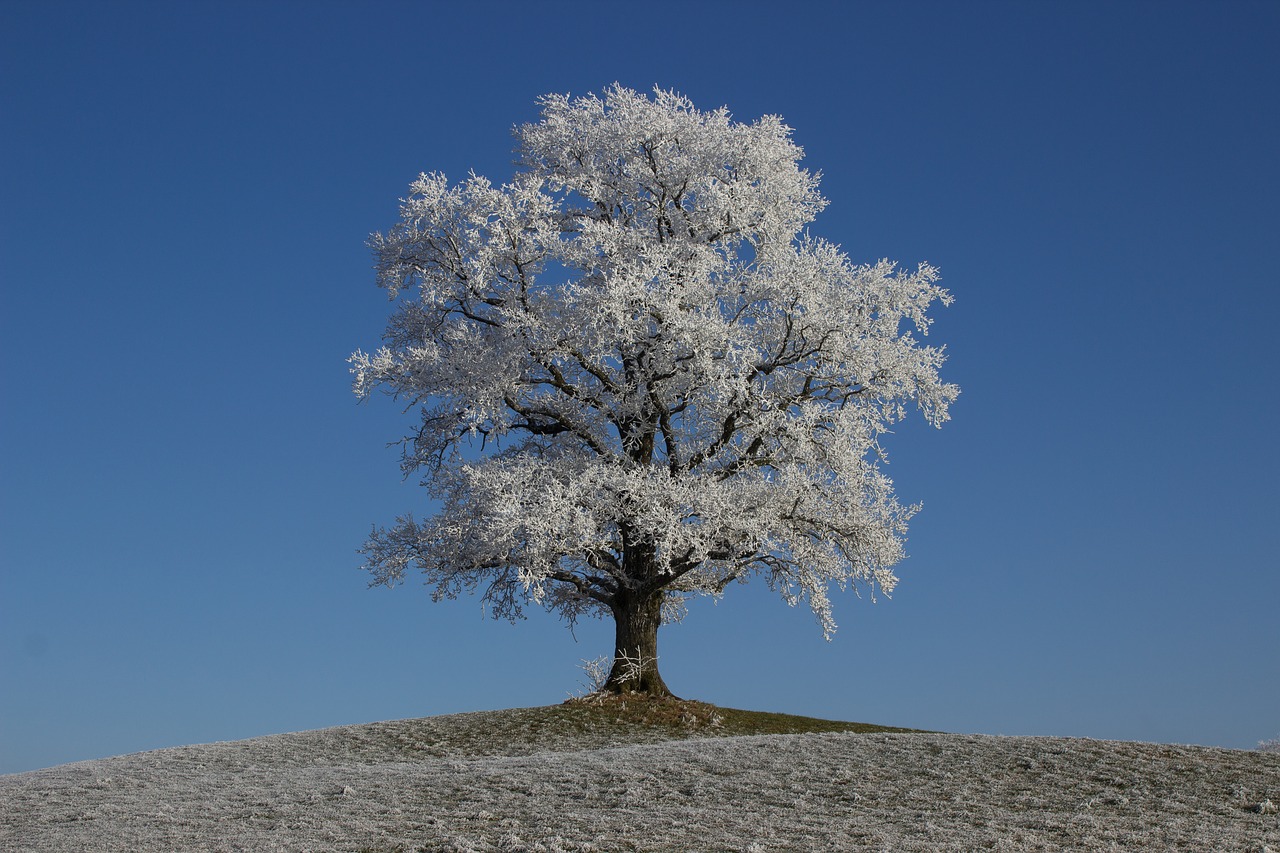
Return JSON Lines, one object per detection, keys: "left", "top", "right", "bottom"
{"left": 3, "top": 707, "right": 1278, "bottom": 852}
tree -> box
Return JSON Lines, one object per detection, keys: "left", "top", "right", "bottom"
{"left": 351, "top": 84, "right": 958, "bottom": 696}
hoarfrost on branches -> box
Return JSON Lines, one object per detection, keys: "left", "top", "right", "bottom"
{"left": 572, "top": 656, "right": 613, "bottom": 698}
{"left": 351, "top": 84, "right": 958, "bottom": 693}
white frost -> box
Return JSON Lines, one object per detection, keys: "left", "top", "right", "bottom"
{"left": 351, "top": 84, "right": 959, "bottom": 642}
{"left": 4, "top": 713, "right": 1277, "bottom": 851}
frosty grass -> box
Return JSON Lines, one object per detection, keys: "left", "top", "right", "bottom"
{"left": 3, "top": 706, "right": 1278, "bottom": 851}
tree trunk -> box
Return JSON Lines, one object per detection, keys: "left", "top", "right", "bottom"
{"left": 604, "top": 590, "right": 675, "bottom": 697}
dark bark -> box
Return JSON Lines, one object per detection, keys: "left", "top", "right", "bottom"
{"left": 603, "top": 588, "right": 675, "bottom": 697}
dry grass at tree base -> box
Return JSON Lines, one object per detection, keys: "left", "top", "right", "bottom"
{"left": 559, "top": 693, "right": 926, "bottom": 737}
{"left": 2, "top": 700, "right": 1278, "bottom": 852}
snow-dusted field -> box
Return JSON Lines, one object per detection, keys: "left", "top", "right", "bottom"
{"left": 3, "top": 708, "right": 1278, "bottom": 852}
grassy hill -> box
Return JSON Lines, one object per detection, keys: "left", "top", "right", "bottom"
{"left": 326, "top": 695, "right": 927, "bottom": 761}
{"left": 2, "top": 697, "right": 1277, "bottom": 851}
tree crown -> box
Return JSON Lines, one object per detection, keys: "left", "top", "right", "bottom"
{"left": 352, "top": 84, "right": 957, "bottom": 637}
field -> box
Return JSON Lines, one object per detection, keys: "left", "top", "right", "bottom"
{"left": 3, "top": 698, "right": 1277, "bottom": 851}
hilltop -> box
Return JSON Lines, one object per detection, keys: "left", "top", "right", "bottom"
{"left": 2, "top": 697, "right": 1277, "bottom": 851}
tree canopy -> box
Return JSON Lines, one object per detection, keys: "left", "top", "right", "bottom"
{"left": 351, "top": 84, "right": 958, "bottom": 694}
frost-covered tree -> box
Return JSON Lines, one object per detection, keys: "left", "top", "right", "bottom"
{"left": 351, "top": 85, "right": 958, "bottom": 696}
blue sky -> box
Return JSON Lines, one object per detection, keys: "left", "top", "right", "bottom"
{"left": 2, "top": 0, "right": 1277, "bottom": 774}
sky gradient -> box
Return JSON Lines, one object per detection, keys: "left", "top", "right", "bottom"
{"left": 2, "top": 0, "right": 1277, "bottom": 774}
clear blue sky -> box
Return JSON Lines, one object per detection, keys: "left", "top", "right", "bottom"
{"left": 2, "top": 0, "right": 1277, "bottom": 774}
